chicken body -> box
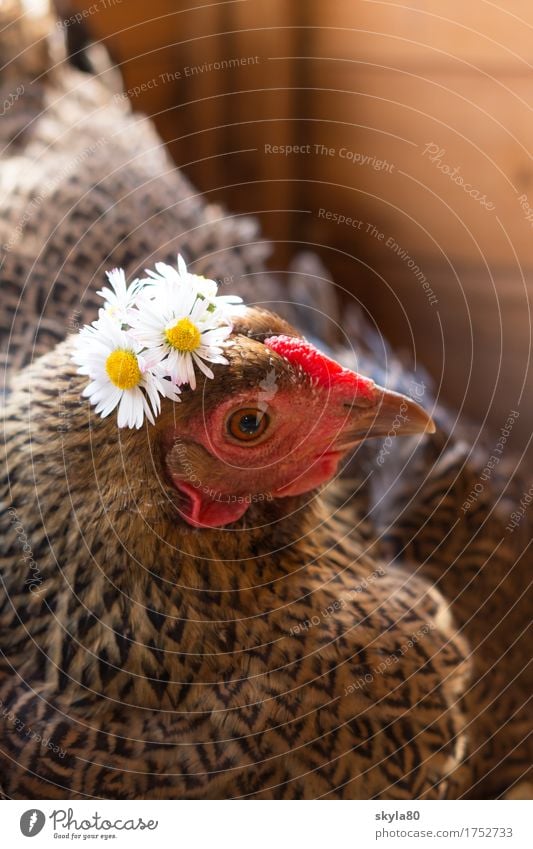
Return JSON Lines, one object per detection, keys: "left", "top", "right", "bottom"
{"left": 0, "top": 314, "right": 481, "bottom": 801}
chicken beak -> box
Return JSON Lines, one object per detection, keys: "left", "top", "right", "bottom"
{"left": 336, "top": 384, "right": 435, "bottom": 449}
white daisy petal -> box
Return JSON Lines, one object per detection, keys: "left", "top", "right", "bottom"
{"left": 142, "top": 375, "right": 162, "bottom": 415}
{"left": 97, "top": 387, "right": 122, "bottom": 417}
{"left": 172, "top": 356, "right": 189, "bottom": 386}
{"left": 158, "top": 377, "right": 181, "bottom": 403}
{"left": 186, "top": 354, "right": 197, "bottom": 389}
{"left": 116, "top": 393, "right": 128, "bottom": 428}
{"left": 154, "top": 261, "right": 179, "bottom": 280}
{"left": 200, "top": 327, "right": 231, "bottom": 346}
{"left": 73, "top": 316, "right": 182, "bottom": 428}
{"left": 217, "top": 294, "right": 243, "bottom": 304}
{"left": 130, "top": 387, "right": 145, "bottom": 427}
{"left": 140, "top": 394, "right": 154, "bottom": 426}
{"left": 95, "top": 268, "right": 145, "bottom": 326}
{"left": 192, "top": 353, "right": 214, "bottom": 380}
{"left": 74, "top": 254, "right": 237, "bottom": 425}
{"left": 177, "top": 254, "right": 188, "bottom": 277}
{"left": 128, "top": 257, "right": 235, "bottom": 388}
{"left": 81, "top": 380, "right": 101, "bottom": 398}
{"left": 198, "top": 351, "right": 228, "bottom": 365}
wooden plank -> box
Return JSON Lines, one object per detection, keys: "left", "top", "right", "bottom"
{"left": 209, "top": 0, "right": 299, "bottom": 262}
{"left": 298, "top": 65, "right": 533, "bottom": 264}
{"left": 308, "top": 0, "right": 533, "bottom": 70}
{"left": 357, "top": 261, "right": 533, "bottom": 455}
{"left": 66, "top": 0, "right": 299, "bottom": 257}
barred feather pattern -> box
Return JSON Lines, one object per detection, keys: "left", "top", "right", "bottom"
{"left": 0, "top": 344, "right": 473, "bottom": 799}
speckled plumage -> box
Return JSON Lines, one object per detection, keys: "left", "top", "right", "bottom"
{"left": 0, "top": 307, "right": 530, "bottom": 800}
{"left": 1, "top": 324, "right": 473, "bottom": 800}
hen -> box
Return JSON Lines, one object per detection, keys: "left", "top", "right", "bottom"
{"left": 2, "top": 294, "right": 531, "bottom": 800}
{"left": 2, "top": 302, "right": 472, "bottom": 800}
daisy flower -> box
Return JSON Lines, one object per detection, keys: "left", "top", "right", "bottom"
{"left": 73, "top": 255, "right": 239, "bottom": 426}
{"left": 96, "top": 268, "right": 144, "bottom": 325}
{"left": 143, "top": 254, "right": 243, "bottom": 312}
{"left": 129, "top": 284, "right": 232, "bottom": 390}
{"left": 72, "top": 314, "right": 181, "bottom": 428}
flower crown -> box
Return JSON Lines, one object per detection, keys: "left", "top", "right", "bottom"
{"left": 72, "top": 255, "right": 242, "bottom": 428}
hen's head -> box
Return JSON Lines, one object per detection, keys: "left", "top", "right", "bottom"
{"left": 56, "top": 306, "right": 433, "bottom": 535}
{"left": 131, "top": 306, "right": 434, "bottom": 529}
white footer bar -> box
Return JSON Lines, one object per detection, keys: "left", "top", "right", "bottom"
{"left": 2, "top": 799, "right": 531, "bottom": 848}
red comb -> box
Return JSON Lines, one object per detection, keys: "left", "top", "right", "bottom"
{"left": 264, "top": 335, "right": 374, "bottom": 398}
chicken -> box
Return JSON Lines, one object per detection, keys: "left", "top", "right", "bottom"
{"left": 375, "top": 417, "right": 533, "bottom": 798}
{"left": 1, "top": 303, "right": 475, "bottom": 800}
{"left": 0, "top": 2, "right": 530, "bottom": 800}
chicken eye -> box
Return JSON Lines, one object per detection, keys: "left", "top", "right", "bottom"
{"left": 227, "top": 408, "right": 270, "bottom": 442}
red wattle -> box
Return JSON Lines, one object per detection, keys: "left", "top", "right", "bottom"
{"left": 174, "top": 481, "right": 250, "bottom": 528}
{"left": 264, "top": 335, "right": 374, "bottom": 399}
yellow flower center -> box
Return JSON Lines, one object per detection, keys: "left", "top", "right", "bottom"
{"left": 105, "top": 349, "right": 142, "bottom": 390}
{"left": 165, "top": 317, "right": 201, "bottom": 352}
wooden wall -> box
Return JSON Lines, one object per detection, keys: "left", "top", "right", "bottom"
{"left": 65, "top": 0, "right": 533, "bottom": 454}
{"left": 298, "top": 1, "right": 533, "bottom": 451}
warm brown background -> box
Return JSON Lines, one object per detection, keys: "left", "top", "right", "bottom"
{"left": 63, "top": 0, "right": 533, "bottom": 454}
